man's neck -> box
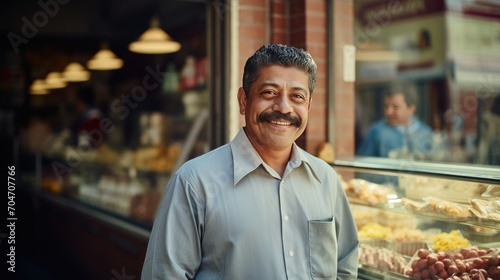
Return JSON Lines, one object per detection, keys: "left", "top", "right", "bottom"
{"left": 404, "top": 116, "right": 414, "bottom": 127}
{"left": 259, "top": 147, "right": 292, "bottom": 177}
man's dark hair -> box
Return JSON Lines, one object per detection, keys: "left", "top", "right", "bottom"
{"left": 242, "top": 44, "right": 317, "bottom": 98}
{"left": 385, "top": 83, "right": 418, "bottom": 107}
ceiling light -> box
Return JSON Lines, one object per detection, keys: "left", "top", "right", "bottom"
{"left": 29, "top": 79, "right": 49, "bottom": 95}
{"left": 44, "top": 72, "right": 67, "bottom": 89}
{"left": 128, "top": 17, "right": 181, "bottom": 54}
{"left": 62, "top": 62, "right": 91, "bottom": 82}
{"left": 87, "top": 47, "right": 124, "bottom": 71}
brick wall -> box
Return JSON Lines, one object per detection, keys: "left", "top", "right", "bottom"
{"left": 331, "top": 0, "right": 355, "bottom": 158}
{"left": 271, "top": 0, "right": 287, "bottom": 44}
{"left": 237, "top": 0, "right": 355, "bottom": 158}
{"left": 238, "top": 0, "right": 270, "bottom": 127}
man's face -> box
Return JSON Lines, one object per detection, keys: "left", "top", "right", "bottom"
{"left": 238, "top": 65, "right": 311, "bottom": 151}
{"left": 384, "top": 93, "right": 415, "bottom": 126}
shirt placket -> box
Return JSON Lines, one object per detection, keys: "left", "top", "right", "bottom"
{"left": 279, "top": 177, "right": 298, "bottom": 279}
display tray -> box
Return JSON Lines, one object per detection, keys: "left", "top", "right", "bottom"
{"left": 401, "top": 207, "right": 471, "bottom": 222}
{"left": 361, "top": 239, "right": 431, "bottom": 257}
{"left": 358, "top": 263, "right": 412, "bottom": 280}
{"left": 347, "top": 196, "right": 397, "bottom": 207}
{"left": 471, "top": 218, "right": 500, "bottom": 229}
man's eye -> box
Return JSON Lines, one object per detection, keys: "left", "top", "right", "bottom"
{"left": 262, "top": 90, "right": 275, "bottom": 96}
{"left": 292, "top": 94, "right": 305, "bottom": 100}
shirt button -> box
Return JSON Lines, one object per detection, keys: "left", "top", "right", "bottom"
{"left": 284, "top": 215, "right": 289, "bottom": 221}
{"left": 288, "top": 250, "right": 294, "bottom": 257}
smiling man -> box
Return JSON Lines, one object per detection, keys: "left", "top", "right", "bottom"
{"left": 142, "top": 44, "right": 359, "bottom": 280}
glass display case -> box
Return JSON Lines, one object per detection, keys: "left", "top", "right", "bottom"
{"left": 20, "top": 94, "right": 210, "bottom": 227}
{"left": 331, "top": 157, "right": 500, "bottom": 280}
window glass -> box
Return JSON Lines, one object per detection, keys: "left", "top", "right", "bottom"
{"left": 354, "top": 0, "right": 500, "bottom": 166}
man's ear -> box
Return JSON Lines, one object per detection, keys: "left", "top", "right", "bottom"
{"left": 307, "top": 97, "right": 312, "bottom": 111}
{"left": 237, "top": 87, "right": 247, "bottom": 115}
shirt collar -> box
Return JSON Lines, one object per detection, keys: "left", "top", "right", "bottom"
{"left": 230, "top": 128, "right": 321, "bottom": 185}
{"left": 393, "top": 116, "right": 420, "bottom": 133}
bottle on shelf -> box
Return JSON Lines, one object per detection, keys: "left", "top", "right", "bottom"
{"left": 162, "top": 63, "right": 179, "bottom": 93}
{"left": 180, "top": 55, "right": 196, "bottom": 90}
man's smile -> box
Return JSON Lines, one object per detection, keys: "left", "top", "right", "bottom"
{"left": 269, "top": 120, "right": 292, "bottom": 126}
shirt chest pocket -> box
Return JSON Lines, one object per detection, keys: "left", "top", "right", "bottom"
{"left": 308, "top": 219, "right": 336, "bottom": 279}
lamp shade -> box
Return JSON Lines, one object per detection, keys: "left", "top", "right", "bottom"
{"left": 87, "top": 48, "right": 124, "bottom": 70}
{"left": 29, "top": 79, "right": 49, "bottom": 95}
{"left": 63, "top": 62, "right": 91, "bottom": 82}
{"left": 129, "top": 17, "right": 181, "bottom": 54}
{"left": 44, "top": 72, "right": 67, "bottom": 89}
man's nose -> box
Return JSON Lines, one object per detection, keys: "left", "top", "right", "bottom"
{"left": 385, "top": 107, "right": 393, "bottom": 115}
{"left": 273, "top": 94, "right": 293, "bottom": 114}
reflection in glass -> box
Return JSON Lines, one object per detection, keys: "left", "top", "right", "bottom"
{"left": 354, "top": 0, "right": 500, "bottom": 166}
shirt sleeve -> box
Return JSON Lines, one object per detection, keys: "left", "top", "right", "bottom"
{"left": 141, "top": 173, "right": 204, "bottom": 280}
{"left": 333, "top": 178, "right": 359, "bottom": 280}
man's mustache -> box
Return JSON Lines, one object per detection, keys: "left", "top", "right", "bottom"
{"left": 258, "top": 111, "right": 301, "bottom": 127}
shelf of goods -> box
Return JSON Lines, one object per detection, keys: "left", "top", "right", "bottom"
{"left": 332, "top": 157, "right": 500, "bottom": 280}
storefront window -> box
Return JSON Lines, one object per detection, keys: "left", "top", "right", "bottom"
{"left": 2, "top": 0, "right": 212, "bottom": 225}
{"left": 354, "top": 0, "right": 500, "bottom": 166}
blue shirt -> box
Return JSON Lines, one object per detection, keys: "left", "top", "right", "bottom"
{"left": 357, "top": 116, "right": 433, "bottom": 157}
{"left": 142, "top": 128, "right": 359, "bottom": 280}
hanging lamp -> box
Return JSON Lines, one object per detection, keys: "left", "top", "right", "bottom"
{"left": 29, "top": 79, "right": 49, "bottom": 95}
{"left": 128, "top": 16, "right": 181, "bottom": 54}
{"left": 62, "top": 62, "right": 91, "bottom": 82}
{"left": 87, "top": 43, "right": 124, "bottom": 71}
{"left": 44, "top": 72, "right": 67, "bottom": 89}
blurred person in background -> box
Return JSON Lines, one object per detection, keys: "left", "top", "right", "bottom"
{"left": 142, "top": 44, "right": 359, "bottom": 279}
{"left": 70, "top": 86, "right": 104, "bottom": 148}
{"left": 478, "top": 95, "right": 500, "bottom": 165}
{"left": 357, "top": 84, "right": 433, "bottom": 159}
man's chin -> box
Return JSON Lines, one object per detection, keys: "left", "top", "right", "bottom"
{"left": 387, "top": 119, "right": 398, "bottom": 126}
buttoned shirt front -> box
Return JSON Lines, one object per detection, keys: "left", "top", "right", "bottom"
{"left": 142, "top": 128, "right": 359, "bottom": 280}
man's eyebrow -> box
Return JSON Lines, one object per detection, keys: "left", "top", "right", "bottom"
{"left": 290, "top": 86, "right": 308, "bottom": 94}
{"left": 257, "top": 82, "right": 280, "bottom": 90}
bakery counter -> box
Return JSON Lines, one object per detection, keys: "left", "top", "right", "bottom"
{"left": 17, "top": 185, "right": 151, "bottom": 280}
{"left": 332, "top": 157, "right": 500, "bottom": 280}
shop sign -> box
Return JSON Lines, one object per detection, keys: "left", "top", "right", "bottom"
{"left": 356, "top": 0, "right": 446, "bottom": 27}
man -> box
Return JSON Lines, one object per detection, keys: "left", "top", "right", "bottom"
{"left": 142, "top": 44, "right": 359, "bottom": 279}
{"left": 357, "top": 85, "right": 433, "bottom": 158}
{"left": 71, "top": 86, "right": 104, "bottom": 148}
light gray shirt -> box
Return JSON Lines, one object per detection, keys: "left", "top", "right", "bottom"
{"left": 142, "top": 128, "right": 359, "bottom": 280}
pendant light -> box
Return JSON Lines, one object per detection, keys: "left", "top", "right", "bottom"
{"left": 128, "top": 17, "right": 181, "bottom": 54}
{"left": 29, "top": 79, "right": 49, "bottom": 95}
{"left": 44, "top": 72, "right": 67, "bottom": 89}
{"left": 87, "top": 43, "right": 124, "bottom": 71}
{"left": 62, "top": 62, "right": 91, "bottom": 82}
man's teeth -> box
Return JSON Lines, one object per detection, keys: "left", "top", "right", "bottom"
{"left": 271, "top": 120, "right": 291, "bottom": 125}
